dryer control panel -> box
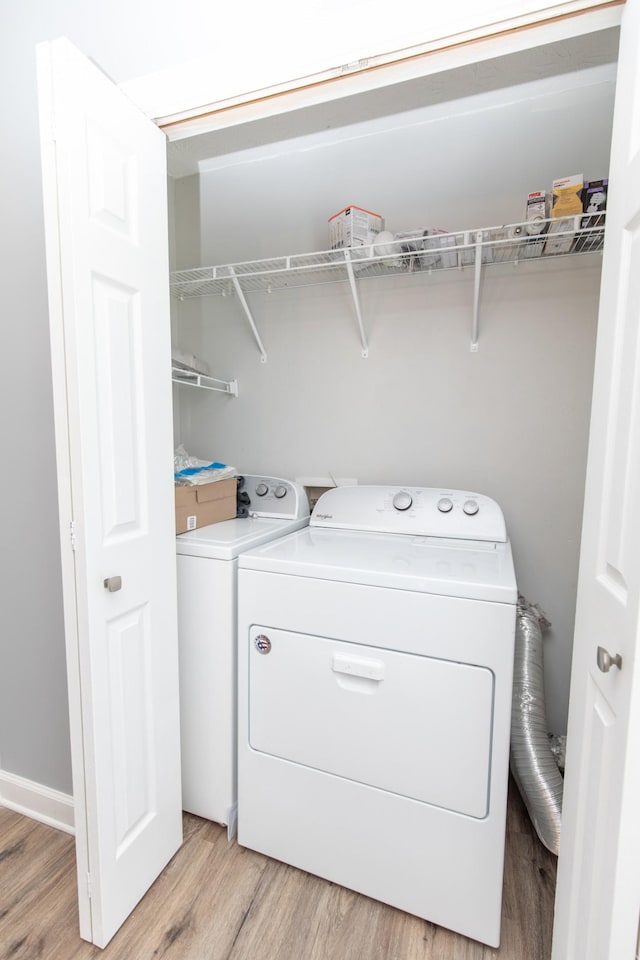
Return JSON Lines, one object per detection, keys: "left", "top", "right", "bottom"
{"left": 311, "top": 485, "right": 507, "bottom": 542}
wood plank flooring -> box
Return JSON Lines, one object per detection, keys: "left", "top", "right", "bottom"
{"left": 0, "top": 778, "right": 556, "bottom": 960}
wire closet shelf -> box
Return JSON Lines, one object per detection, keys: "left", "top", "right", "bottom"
{"left": 170, "top": 214, "right": 605, "bottom": 357}
{"left": 170, "top": 215, "right": 605, "bottom": 300}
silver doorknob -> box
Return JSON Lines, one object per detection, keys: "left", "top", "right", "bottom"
{"left": 596, "top": 645, "right": 622, "bottom": 673}
{"left": 103, "top": 576, "right": 122, "bottom": 593}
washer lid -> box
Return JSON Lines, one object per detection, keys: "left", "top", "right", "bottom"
{"left": 176, "top": 515, "right": 309, "bottom": 560}
{"left": 239, "top": 526, "right": 517, "bottom": 603}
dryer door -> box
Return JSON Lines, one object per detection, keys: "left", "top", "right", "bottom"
{"left": 248, "top": 626, "right": 494, "bottom": 818}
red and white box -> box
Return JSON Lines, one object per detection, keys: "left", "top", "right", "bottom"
{"left": 328, "top": 205, "right": 384, "bottom": 249}
{"left": 525, "top": 191, "right": 552, "bottom": 234}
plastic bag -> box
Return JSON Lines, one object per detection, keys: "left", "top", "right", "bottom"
{"left": 174, "top": 444, "right": 237, "bottom": 486}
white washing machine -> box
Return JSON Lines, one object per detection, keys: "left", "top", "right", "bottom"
{"left": 175, "top": 475, "right": 309, "bottom": 835}
{"left": 237, "top": 485, "right": 517, "bottom": 948}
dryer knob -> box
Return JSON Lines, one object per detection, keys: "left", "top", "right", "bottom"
{"left": 255, "top": 482, "right": 269, "bottom": 496}
{"left": 463, "top": 499, "right": 479, "bottom": 516}
{"left": 274, "top": 485, "right": 287, "bottom": 499}
{"left": 437, "top": 497, "right": 453, "bottom": 513}
{"left": 392, "top": 491, "right": 413, "bottom": 511}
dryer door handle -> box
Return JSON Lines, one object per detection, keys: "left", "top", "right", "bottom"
{"left": 332, "top": 654, "right": 385, "bottom": 682}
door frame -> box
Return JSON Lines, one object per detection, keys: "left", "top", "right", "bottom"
{"left": 39, "top": 0, "right": 625, "bottom": 949}
{"left": 37, "top": 42, "right": 93, "bottom": 937}
{"left": 126, "top": 6, "right": 625, "bottom": 957}
{"left": 122, "top": 1, "right": 623, "bottom": 139}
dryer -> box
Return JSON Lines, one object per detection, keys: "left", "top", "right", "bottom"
{"left": 175, "top": 475, "right": 308, "bottom": 835}
{"left": 237, "top": 485, "right": 517, "bottom": 947}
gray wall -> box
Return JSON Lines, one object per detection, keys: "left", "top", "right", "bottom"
{"left": 173, "top": 70, "right": 614, "bottom": 736}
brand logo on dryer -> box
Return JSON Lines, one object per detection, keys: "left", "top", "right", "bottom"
{"left": 315, "top": 513, "right": 333, "bottom": 520}
{"left": 254, "top": 634, "right": 272, "bottom": 654}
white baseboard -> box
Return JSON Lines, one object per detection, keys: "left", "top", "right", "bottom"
{"left": 0, "top": 769, "right": 74, "bottom": 834}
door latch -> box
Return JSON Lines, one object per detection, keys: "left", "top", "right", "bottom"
{"left": 103, "top": 576, "right": 122, "bottom": 593}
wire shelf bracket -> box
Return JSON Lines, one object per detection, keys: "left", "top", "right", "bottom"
{"left": 471, "top": 233, "right": 483, "bottom": 353}
{"left": 171, "top": 366, "right": 239, "bottom": 396}
{"left": 228, "top": 266, "right": 267, "bottom": 363}
{"left": 344, "top": 249, "right": 369, "bottom": 358}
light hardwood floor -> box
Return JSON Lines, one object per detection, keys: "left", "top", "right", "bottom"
{"left": 0, "top": 778, "right": 556, "bottom": 960}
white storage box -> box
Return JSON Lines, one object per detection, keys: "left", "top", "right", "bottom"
{"left": 329, "top": 205, "right": 384, "bottom": 249}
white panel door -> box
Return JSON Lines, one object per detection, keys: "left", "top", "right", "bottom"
{"left": 552, "top": 1, "right": 640, "bottom": 957}
{"left": 37, "top": 38, "right": 182, "bottom": 947}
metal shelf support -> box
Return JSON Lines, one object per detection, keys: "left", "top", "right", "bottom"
{"left": 344, "top": 249, "right": 369, "bottom": 358}
{"left": 228, "top": 266, "right": 268, "bottom": 363}
{"left": 471, "top": 232, "right": 483, "bottom": 353}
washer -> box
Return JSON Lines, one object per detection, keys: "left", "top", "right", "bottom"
{"left": 175, "top": 475, "right": 308, "bottom": 835}
{"left": 237, "top": 485, "right": 517, "bottom": 947}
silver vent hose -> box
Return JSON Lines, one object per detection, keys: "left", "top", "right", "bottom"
{"left": 510, "top": 596, "right": 563, "bottom": 855}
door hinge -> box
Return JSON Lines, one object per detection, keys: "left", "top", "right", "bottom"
{"left": 70, "top": 520, "right": 77, "bottom": 551}
{"left": 87, "top": 872, "right": 92, "bottom": 899}
{"left": 340, "top": 58, "right": 369, "bottom": 74}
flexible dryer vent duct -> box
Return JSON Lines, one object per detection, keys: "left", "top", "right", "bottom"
{"left": 510, "top": 596, "right": 563, "bottom": 856}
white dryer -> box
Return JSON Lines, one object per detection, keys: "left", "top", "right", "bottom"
{"left": 237, "top": 485, "right": 517, "bottom": 948}
{"left": 175, "top": 475, "right": 308, "bottom": 835}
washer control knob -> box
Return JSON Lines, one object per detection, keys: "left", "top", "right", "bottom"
{"left": 255, "top": 482, "right": 269, "bottom": 497}
{"left": 463, "top": 499, "right": 479, "bottom": 516}
{"left": 437, "top": 497, "right": 453, "bottom": 514}
{"left": 274, "top": 484, "right": 287, "bottom": 499}
{"left": 392, "top": 491, "right": 413, "bottom": 511}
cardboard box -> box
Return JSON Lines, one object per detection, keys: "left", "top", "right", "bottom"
{"left": 551, "top": 175, "right": 584, "bottom": 218}
{"left": 574, "top": 179, "right": 608, "bottom": 252}
{"left": 175, "top": 477, "right": 237, "bottom": 533}
{"left": 396, "top": 228, "right": 459, "bottom": 270}
{"left": 525, "top": 191, "right": 551, "bottom": 232}
{"left": 545, "top": 175, "right": 583, "bottom": 255}
{"left": 424, "top": 228, "right": 458, "bottom": 268}
{"left": 581, "top": 179, "right": 608, "bottom": 221}
{"left": 392, "top": 230, "right": 426, "bottom": 270}
{"left": 329, "top": 205, "right": 384, "bottom": 249}
{"left": 521, "top": 191, "right": 552, "bottom": 257}
{"left": 460, "top": 229, "right": 493, "bottom": 267}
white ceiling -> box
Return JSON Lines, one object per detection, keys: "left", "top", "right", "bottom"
{"left": 167, "top": 27, "right": 619, "bottom": 179}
